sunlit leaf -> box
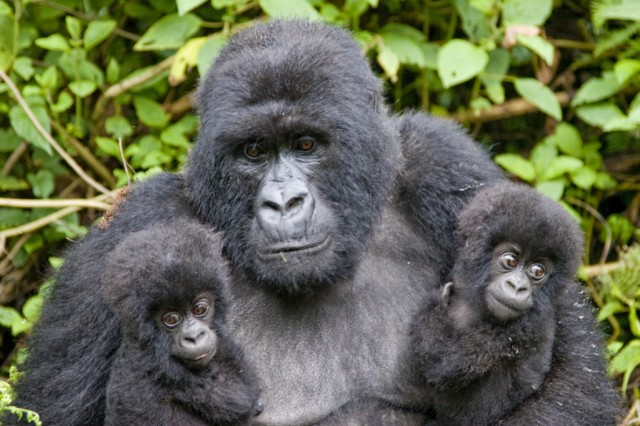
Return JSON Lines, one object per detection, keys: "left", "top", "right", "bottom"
{"left": 9, "top": 104, "right": 52, "bottom": 155}
{"left": 84, "top": 20, "right": 117, "bottom": 50}
{"left": 134, "top": 14, "right": 202, "bottom": 51}
{"left": 514, "top": 78, "right": 562, "bottom": 120}
{"left": 572, "top": 71, "right": 624, "bottom": 106}
{"left": 259, "top": 0, "right": 320, "bottom": 19}
{"left": 494, "top": 153, "right": 536, "bottom": 182}
{"left": 437, "top": 39, "right": 488, "bottom": 88}
{"left": 177, "top": 0, "right": 207, "bottom": 15}
{"left": 503, "top": 0, "right": 552, "bottom": 25}
{"left": 515, "top": 34, "right": 554, "bottom": 65}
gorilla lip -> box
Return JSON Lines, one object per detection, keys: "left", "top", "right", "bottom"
{"left": 258, "top": 235, "right": 331, "bottom": 259}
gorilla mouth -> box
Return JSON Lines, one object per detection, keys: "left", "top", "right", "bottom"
{"left": 258, "top": 235, "right": 331, "bottom": 259}
{"left": 486, "top": 293, "right": 523, "bottom": 320}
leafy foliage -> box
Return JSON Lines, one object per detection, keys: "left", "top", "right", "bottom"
{"left": 0, "top": 0, "right": 638, "bottom": 420}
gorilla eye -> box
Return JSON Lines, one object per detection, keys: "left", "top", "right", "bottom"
{"left": 244, "top": 143, "right": 264, "bottom": 160}
{"left": 294, "top": 136, "right": 316, "bottom": 153}
{"left": 528, "top": 264, "right": 546, "bottom": 280}
{"left": 192, "top": 301, "right": 210, "bottom": 317}
{"left": 162, "top": 312, "right": 182, "bottom": 328}
{"left": 499, "top": 253, "right": 518, "bottom": 269}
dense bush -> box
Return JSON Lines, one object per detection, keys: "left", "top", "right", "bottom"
{"left": 0, "top": 0, "right": 638, "bottom": 423}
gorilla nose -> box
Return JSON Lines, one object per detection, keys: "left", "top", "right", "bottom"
{"left": 182, "top": 329, "right": 206, "bottom": 347}
{"left": 256, "top": 182, "right": 315, "bottom": 236}
{"left": 503, "top": 277, "right": 531, "bottom": 301}
{"left": 262, "top": 193, "right": 307, "bottom": 216}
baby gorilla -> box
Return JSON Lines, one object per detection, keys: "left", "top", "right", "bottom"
{"left": 412, "top": 183, "right": 585, "bottom": 426}
{"left": 103, "top": 220, "right": 261, "bottom": 426}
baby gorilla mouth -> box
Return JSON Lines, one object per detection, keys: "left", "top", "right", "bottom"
{"left": 258, "top": 235, "right": 331, "bottom": 260}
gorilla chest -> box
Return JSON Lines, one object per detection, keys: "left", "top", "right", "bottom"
{"left": 226, "top": 252, "right": 433, "bottom": 425}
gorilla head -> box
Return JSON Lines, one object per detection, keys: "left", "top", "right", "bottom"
{"left": 103, "top": 220, "right": 230, "bottom": 375}
{"left": 186, "top": 20, "right": 400, "bottom": 292}
{"left": 452, "top": 183, "right": 585, "bottom": 322}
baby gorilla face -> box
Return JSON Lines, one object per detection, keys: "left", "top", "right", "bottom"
{"left": 158, "top": 293, "right": 218, "bottom": 369}
{"left": 485, "top": 243, "right": 551, "bottom": 321}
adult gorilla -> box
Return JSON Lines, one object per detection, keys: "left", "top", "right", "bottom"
{"left": 13, "top": 20, "right": 616, "bottom": 425}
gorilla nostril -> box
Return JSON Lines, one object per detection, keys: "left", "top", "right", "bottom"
{"left": 263, "top": 200, "right": 281, "bottom": 212}
{"left": 286, "top": 196, "right": 304, "bottom": 211}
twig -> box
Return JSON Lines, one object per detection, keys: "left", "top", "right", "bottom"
{"left": 0, "top": 206, "right": 84, "bottom": 239}
{"left": 2, "top": 142, "right": 28, "bottom": 176}
{"left": 118, "top": 138, "right": 132, "bottom": 186}
{"left": 450, "top": 92, "right": 571, "bottom": 123}
{"left": 0, "top": 69, "right": 114, "bottom": 197}
{"left": 565, "top": 196, "right": 612, "bottom": 265}
{"left": 582, "top": 262, "right": 620, "bottom": 277}
{"left": 0, "top": 234, "right": 30, "bottom": 273}
{"left": 50, "top": 121, "right": 115, "bottom": 186}
{"left": 92, "top": 56, "right": 175, "bottom": 121}
{"left": 0, "top": 197, "right": 111, "bottom": 210}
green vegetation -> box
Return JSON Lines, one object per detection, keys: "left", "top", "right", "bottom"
{"left": 0, "top": 0, "right": 638, "bottom": 422}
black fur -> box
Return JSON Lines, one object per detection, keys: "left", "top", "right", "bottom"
{"left": 412, "top": 183, "right": 615, "bottom": 425}
{"left": 103, "top": 221, "right": 259, "bottom": 425}
{"left": 12, "top": 20, "right": 617, "bottom": 425}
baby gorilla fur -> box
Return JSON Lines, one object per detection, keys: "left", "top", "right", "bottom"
{"left": 103, "top": 220, "right": 260, "bottom": 426}
{"left": 413, "top": 183, "right": 586, "bottom": 426}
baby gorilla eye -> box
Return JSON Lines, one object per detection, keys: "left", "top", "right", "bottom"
{"left": 499, "top": 252, "right": 518, "bottom": 269}
{"left": 162, "top": 312, "right": 182, "bottom": 328}
{"left": 527, "top": 263, "right": 546, "bottom": 280}
{"left": 244, "top": 143, "right": 264, "bottom": 160}
{"left": 294, "top": 136, "right": 316, "bottom": 153}
{"left": 192, "top": 301, "right": 210, "bottom": 317}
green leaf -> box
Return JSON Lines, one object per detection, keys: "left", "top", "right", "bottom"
{"left": 160, "top": 114, "right": 198, "bottom": 148}
{"left": 197, "top": 34, "right": 228, "bottom": 77}
{"left": 258, "top": 0, "right": 320, "bottom": 19}
{"left": 542, "top": 156, "right": 583, "bottom": 180}
{"left": 494, "top": 153, "right": 536, "bottom": 182}
{"left": 9, "top": 104, "right": 52, "bottom": 155}
{"left": 455, "top": 0, "right": 492, "bottom": 41}
{"left": 575, "top": 102, "right": 626, "bottom": 129}
{"left": 177, "top": 0, "right": 207, "bottom": 15}
{"left": 0, "top": 1, "right": 12, "bottom": 15}
{"left": 480, "top": 48, "right": 509, "bottom": 104}
{"left": 570, "top": 166, "right": 597, "bottom": 189}
{"left": 421, "top": 43, "right": 439, "bottom": 70}
{"left": 614, "top": 59, "right": 640, "bottom": 84}
{"left": 595, "top": 172, "right": 616, "bottom": 190}
{"left": 84, "top": 20, "right": 117, "bottom": 51}
{"left": 514, "top": 78, "right": 562, "bottom": 120}
{"left": 105, "top": 115, "right": 133, "bottom": 138}
{"left": 572, "top": 71, "right": 624, "bottom": 107}
{"left": 51, "top": 91, "right": 73, "bottom": 113}
{"left": 377, "top": 45, "right": 400, "bottom": 82}
{"left": 36, "top": 65, "right": 60, "bottom": 90}
{"left": 0, "top": 15, "right": 13, "bottom": 71}
{"left": 530, "top": 139, "right": 557, "bottom": 176}
{"left": 380, "top": 23, "right": 427, "bottom": 68}
{"left": 551, "top": 122, "right": 582, "bottom": 157}
{"left": 437, "top": 39, "right": 489, "bottom": 88}
{"left": 68, "top": 80, "right": 97, "bottom": 98}
{"left": 502, "top": 0, "right": 552, "bottom": 25}
{"left": 133, "top": 96, "right": 170, "bottom": 128}
{"left": 535, "top": 180, "right": 565, "bottom": 201}
{"left": 592, "top": 0, "right": 640, "bottom": 29}
{"left": 134, "top": 14, "right": 202, "bottom": 51}
{"left": 27, "top": 169, "right": 55, "bottom": 198}
{"left": 170, "top": 36, "right": 206, "bottom": 85}
{"left": 597, "top": 300, "right": 626, "bottom": 321}
{"left": 13, "top": 57, "right": 34, "bottom": 80}
{"left": 66, "top": 16, "right": 83, "bottom": 40}
{"left": 35, "top": 34, "right": 70, "bottom": 51}
{"left": 22, "top": 294, "right": 43, "bottom": 322}
{"left": 515, "top": 34, "right": 554, "bottom": 65}
{"left": 0, "top": 176, "right": 29, "bottom": 191}
{"left": 0, "top": 306, "right": 21, "bottom": 329}
{"left": 95, "top": 136, "right": 121, "bottom": 157}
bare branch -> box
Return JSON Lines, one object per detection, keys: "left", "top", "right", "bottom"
{"left": 0, "top": 197, "right": 111, "bottom": 210}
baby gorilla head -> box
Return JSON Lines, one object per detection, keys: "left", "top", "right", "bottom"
{"left": 451, "top": 182, "right": 584, "bottom": 323}
{"left": 103, "top": 220, "right": 261, "bottom": 425}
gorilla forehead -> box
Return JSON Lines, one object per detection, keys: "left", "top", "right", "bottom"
{"left": 457, "top": 183, "right": 584, "bottom": 273}
{"left": 197, "top": 20, "right": 381, "bottom": 131}
{"left": 103, "top": 221, "right": 228, "bottom": 322}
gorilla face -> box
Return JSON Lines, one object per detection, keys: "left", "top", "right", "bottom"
{"left": 186, "top": 21, "right": 400, "bottom": 292}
